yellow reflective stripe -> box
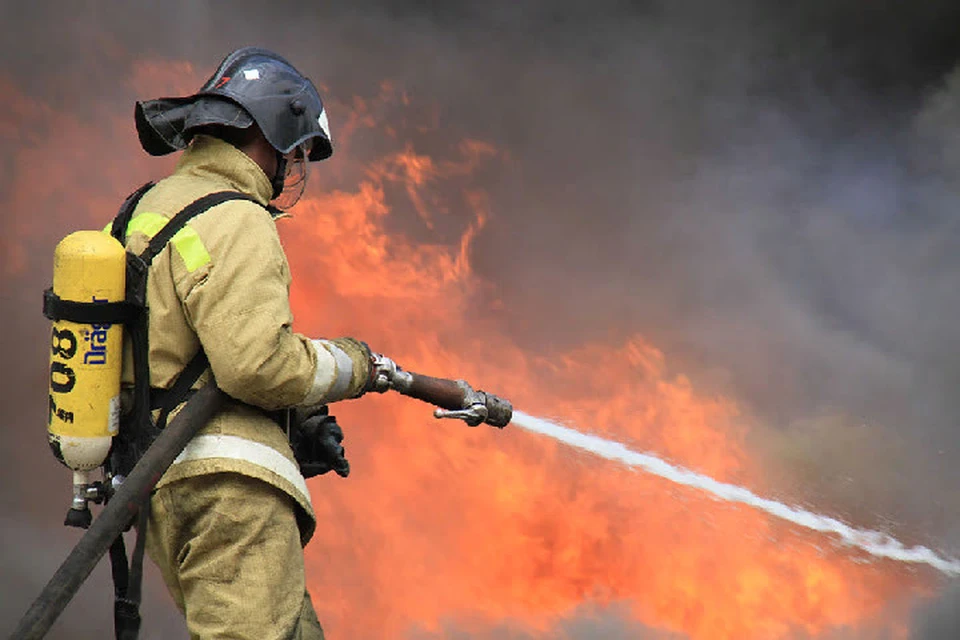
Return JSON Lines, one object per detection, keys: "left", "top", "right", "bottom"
{"left": 126, "top": 212, "right": 212, "bottom": 273}
{"left": 171, "top": 227, "right": 211, "bottom": 272}
{"left": 126, "top": 212, "right": 167, "bottom": 238}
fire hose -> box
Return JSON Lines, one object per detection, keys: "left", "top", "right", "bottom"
{"left": 12, "top": 358, "right": 511, "bottom": 639}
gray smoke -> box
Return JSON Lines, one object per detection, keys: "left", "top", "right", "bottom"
{"left": 3, "top": 0, "right": 960, "bottom": 637}
{"left": 911, "top": 582, "right": 960, "bottom": 640}
{"left": 407, "top": 602, "right": 686, "bottom": 639}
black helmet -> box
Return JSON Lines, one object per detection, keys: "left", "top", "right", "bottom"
{"left": 135, "top": 47, "right": 333, "bottom": 162}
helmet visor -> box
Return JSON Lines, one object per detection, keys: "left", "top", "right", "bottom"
{"left": 271, "top": 145, "right": 310, "bottom": 211}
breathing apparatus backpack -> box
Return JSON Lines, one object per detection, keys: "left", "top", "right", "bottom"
{"left": 43, "top": 182, "right": 266, "bottom": 639}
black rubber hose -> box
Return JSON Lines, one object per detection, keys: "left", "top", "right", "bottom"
{"left": 11, "top": 383, "right": 226, "bottom": 640}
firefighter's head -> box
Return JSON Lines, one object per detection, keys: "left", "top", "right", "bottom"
{"left": 134, "top": 47, "right": 332, "bottom": 207}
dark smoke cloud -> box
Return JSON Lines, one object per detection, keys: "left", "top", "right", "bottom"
{"left": 406, "top": 601, "right": 909, "bottom": 640}
{"left": 407, "top": 602, "right": 687, "bottom": 639}
{"left": 4, "top": 0, "right": 960, "bottom": 637}
{"left": 911, "top": 581, "right": 960, "bottom": 640}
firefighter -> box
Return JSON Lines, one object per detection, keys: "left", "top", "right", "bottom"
{"left": 125, "top": 47, "right": 367, "bottom": 639}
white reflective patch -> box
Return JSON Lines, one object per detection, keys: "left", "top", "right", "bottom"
{"left": 317, "top": 108, "right": 331, "bottom": 140}
{"left": 314, "top": 339, "right": 354, "bottom": 402}
{"left": 243, "top": 68, "right": 260, "bottom": 80}
{"left": 303, "top": 340, "right": 338, "bottom": 405}
{"left": 172, "top": 434, "right": 311, "bottom": 505}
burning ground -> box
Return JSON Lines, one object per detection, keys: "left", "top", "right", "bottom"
{"left": 3, "top": 2, "right": 960, "bottom": 638}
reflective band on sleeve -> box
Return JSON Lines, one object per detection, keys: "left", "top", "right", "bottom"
{"left": 171, "top": 434, "right": 311, "bottom": 505}
{"left": 170, "top": 227, "right": 211, "bottom": 272}
{"left": 302, "top": 339, "right": 352, "bottom": 405}
{"left": 126, "top": 212, "right": 212, "bottom": 271}
{"left": 317, "top": 340, "right": 354, "bottom": 401}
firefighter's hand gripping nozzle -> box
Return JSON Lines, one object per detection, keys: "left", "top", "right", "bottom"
{"left": 370, "top": 353, "right": 512, "bottom": 428}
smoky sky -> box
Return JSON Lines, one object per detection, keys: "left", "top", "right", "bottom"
{"left": 911, "top": 582, "right": 960, "bottom": 640}
{"left": 407, "top": 602, "right": 688, "bottom": 639}
{"left": 4, "top": 0, "right": 960, "bottom": 637}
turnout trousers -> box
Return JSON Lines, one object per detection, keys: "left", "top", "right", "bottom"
{"left": 145, "top": 473, "right": 325, "bottom": 640}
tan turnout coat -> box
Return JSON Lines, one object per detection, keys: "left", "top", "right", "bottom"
{"left": 118, "top": 135, "right": 349, "bottom": 543}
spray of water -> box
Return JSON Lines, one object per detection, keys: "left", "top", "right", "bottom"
{"left": 512, "top": 411, "right": 960, "bottom": 577}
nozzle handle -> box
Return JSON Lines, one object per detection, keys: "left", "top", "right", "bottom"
{"left": 397, "top": 372, "right": 468, "bottom": 411}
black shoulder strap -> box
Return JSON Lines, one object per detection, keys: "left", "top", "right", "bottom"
{"left": 109, "top": 498, "right": 150, "bottom": 640}
{"left": 135, "top": 190, "right": 260, "bottom": 428}
{"left": 152, "top": 350, "right": 209, "bottom": 430}
{"left": 111, "top": 182, "right": 155, "bottom": 244}
{"left": 119, "top": 188, "right": 264, "bottom": 432}
{"left": 138, "top": 191, "right": 261, "bottom": 266}
{"left": 110, "top": 183, "right": 262, "bottom": 264}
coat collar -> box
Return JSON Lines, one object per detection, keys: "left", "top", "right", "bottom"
{"left": 174, "top": 135, "right": 274, "bottom": 206}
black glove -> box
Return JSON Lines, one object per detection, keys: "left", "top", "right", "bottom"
{"left": 290, "top": 405, "right": 350, "bottom": 478}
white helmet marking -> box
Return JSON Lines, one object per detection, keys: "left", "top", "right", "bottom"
{"left": 317, "top": 108, "right": 331, "bottom": 140}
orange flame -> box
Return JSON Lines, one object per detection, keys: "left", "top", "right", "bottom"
{"left": 279, "top": 97, "right": 923, "bottom": 638}
{"left": 2, "top": 61, "right": 932, "bottom": 639}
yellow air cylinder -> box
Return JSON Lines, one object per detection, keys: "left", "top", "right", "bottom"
{"left": 48, "top": 230, "right": 126, "bottom": 471}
